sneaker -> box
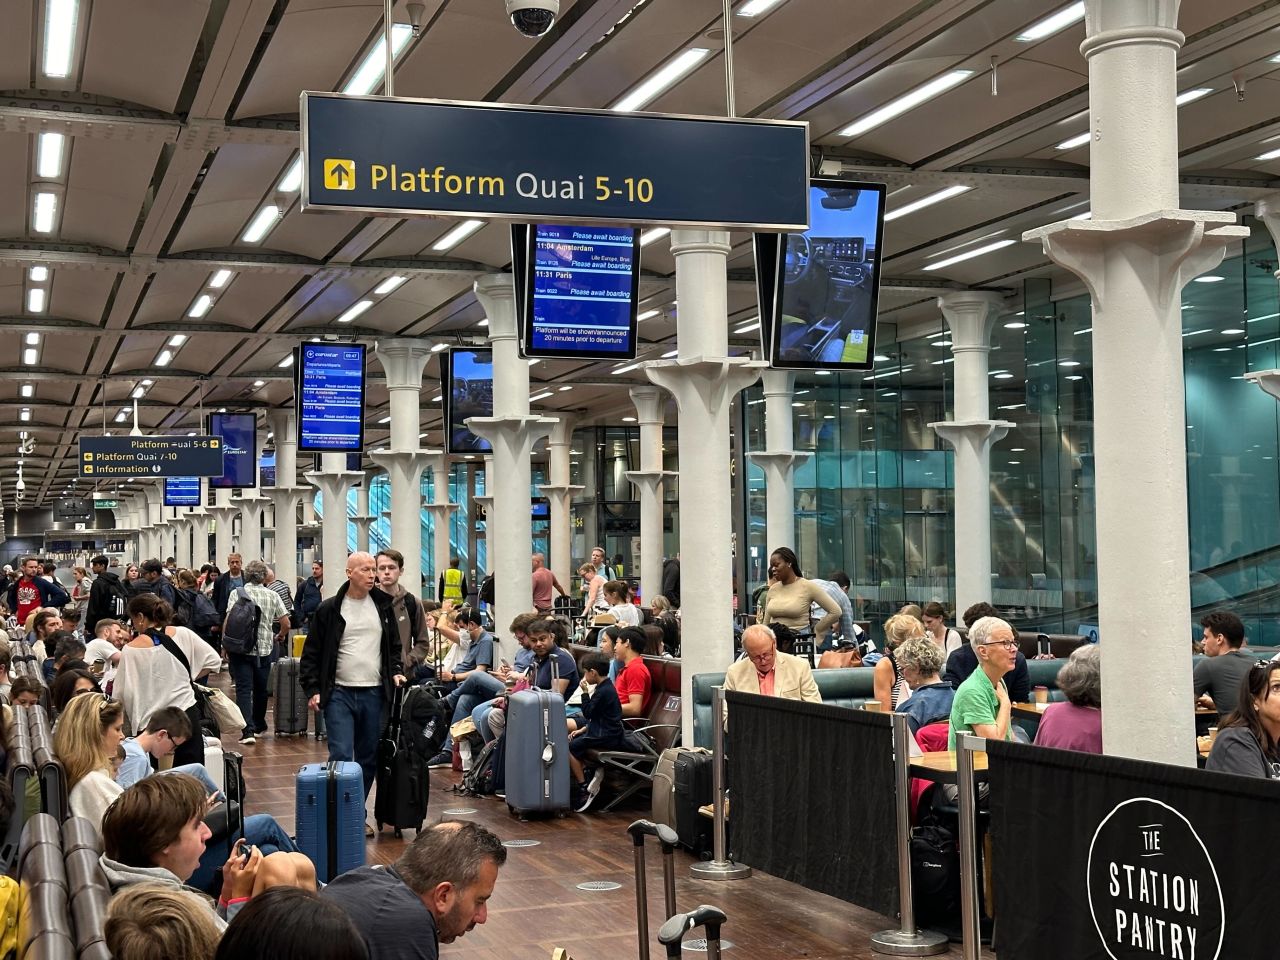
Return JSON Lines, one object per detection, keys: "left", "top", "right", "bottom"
{"left": 238, "top": 734, "right": 256, "bottom": 745}
{"left": 587, "top": 767, "right": 604, "bottom": 799}
{"left": 365, "top": 822, "right": 376, "bottom": 838}
{"left": 427, "top": 750, "right": 453, "bottom": 769}
{"left": 573, "top": 785, "right": 595, "bottom": 813}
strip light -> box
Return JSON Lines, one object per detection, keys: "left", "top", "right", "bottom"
{"left": 187, "top": 294, "right": 213, "bottom": 318}
{"left": 375, "top": 275, "right": 408, "bottom": 295}
{"left": 640, "top": 227, "right": 670, "bottom": 246}
{"left": 613, "top": 48, "right": 711, "bottom": 113}
{"left": 839, "top": 70, "right": 973, "bottom": 139}
{"left": 638, "top": 309, "right": 661, "bottom": 321}
{"left": 37, "top": 132, "right": 65, "bottom": 178}
{"left": 336, "top": 300, "right": 374, "bottom": 324}
{"left": 27, "top": 289, "right": 46, "bottom": 313}
{"left": 241, "top": 205, "right": 280, "bottom": 244}
{"left": 33, "top": 192, "right": 58, "bottom": 233}
{"left": 737, "top": 0, "right": 785, "bottom": 15}
{"left": 209, "top": 269, "right": 233, "bottom": 288}
{"left": 1255, "top": 147, "right": 1280, "bottom": 162}
{"left": 343, "top": 24, "right": 414, "bottom": 95}
{"left": 277, "top": 156, "right": 303, "bottom": 193}
{"left": 1015, "top": 2, "right": 1085, "bottom": 42}
{"left": 883, "top": 185, "right": 971, "bottom": 222}
{"left": 42, "top": 0, "right": 78, "bottom": 78}
{"left": 1175, "top": 88, "right": 1213, "bottom": 106}
{"left": 29, "top": 266, "right": 49, "bottom": 282}
{"left": 922, "top": 238, "right": 1016, "bottom": 271}
{"left": 277, "top": 355, "right": 294, "bottom": 368}
{"left": 1056, "top": 132, "right": 1090, "bottom": 151}
{"left": 432, "top": 220, "right": 483, "bottom": 251}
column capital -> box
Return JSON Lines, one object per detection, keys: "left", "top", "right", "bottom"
{"left": 929, "top": 419, "right": 1015, "bottom": 453}
{"left": 265, "top": 408, "right": 295, "bottom": 440}
{"left": 1256, "top": 194, "right": 1280, "bottom": 280}
{"left": 374, "top": 338, "right": 436, "bottom": 390}
{"left": 623, "top": 471, "right": 672, "bottom": 497}
{"left": 540, "top": 482, "right": 585, "bottom": 503}
{"left": 1244, "top": 369, "right": 1280, "bottom": 402}
{"left": 546, "top": 414, "right": 577, "bottom": 447}
{"left": 466, "top": 416, "right": 556, "bottom": 460}
{"left": 644, "top": 358, "right": 763, "bottom": 414}
{"left": 758, "top": 369, "right": 796, "bottom": 399}
{"left": 1082, "top": 0, "right": 1183, "bottom": 56}
{"left": 1024, "top": 213, "right": 1249, "bottom": 311}
{"left": 169, "top": 515, "right": 193, "bottom": 529}
{"left": 937, "top": 291, "right": 1007, "bottom": 350}
{"left": 748, "top": 451, "right": 811, "bottom": 471}
{"left": 628, "top": 385, "right": 667, "bottom": 424}
{"left": 474, "top": 273, "right": 518, "bottom": 341}
{"left": 421, "top": 502, "right": 460, "bottom": 515}
{"left": 670, "top": 229, "right": 732, "bottom": 257}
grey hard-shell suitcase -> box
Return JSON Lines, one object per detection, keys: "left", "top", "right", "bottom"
{"left": 503, "top": 688, "right": 570, "bottom": 818}
{"left": 651, "top": 748, "right": 680, "bottom": 829}
{"left": 273, "top": 656, "right": 308, "bottom": 735}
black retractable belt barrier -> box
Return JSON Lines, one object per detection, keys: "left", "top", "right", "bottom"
{"left": 726, "top": 691, "right": 898, "bottom": 918}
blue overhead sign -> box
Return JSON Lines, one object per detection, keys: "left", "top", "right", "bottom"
{"left": 79, "top": 436, "right": 224, "bottom": 479}
{"left": 300, "top": 93, "right": 810, "bottom": 230}
{"left": 296, "top": 343, "right": 367, "bottom": 452}
{"left": 164, "top": 477, "right": 201, "bottom": 507}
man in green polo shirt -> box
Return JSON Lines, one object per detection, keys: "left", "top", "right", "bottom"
{"left": 948, "top": 615, "right": 1017, "bottom": 749}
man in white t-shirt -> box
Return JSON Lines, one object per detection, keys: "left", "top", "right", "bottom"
{"left": 85, "top": 618, "right": 128, "bottom": 691}
{"left": 299, "top": 552, "right": 405, "bottom": 826}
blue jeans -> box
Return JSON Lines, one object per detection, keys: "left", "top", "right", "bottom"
{"left": 472, "top": 700, "right": 501, "bottom": 744}
{"left": 228, "top": 651, "right": 271, "bottom": 737}
{"left": 443, "top": 672, "right": 505, "bottom": 750}
{"left": 324, "top": 686, "right": 383, "bottom": 798}
{"left": 190, "top": 813, "right": 300, "bottom": 892}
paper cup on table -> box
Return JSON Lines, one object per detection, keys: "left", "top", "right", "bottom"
{"left": 1034, "top": 686, "right": 1049, "bottom": 704}
{"left": 1208, "top": 727, "right": 1219, "bottom": 743}
{"left": 863, "top": 700, "right": 881, "bottom": 712}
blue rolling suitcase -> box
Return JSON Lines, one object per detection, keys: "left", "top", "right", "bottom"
{"left": 296, "top": 761, "right": 366, "bottom": 883}
{"left": 504, "top": 689, "right": 570, "bottom": 818}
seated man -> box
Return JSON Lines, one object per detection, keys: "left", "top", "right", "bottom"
{"left": 480, "top": 617, "right": 580, "bottom": 747}
{"left": 99, "top": 773, "right": 315, "bottom": 928}
{"left": 322, "top": 820, "right": 505, "bottom": 960}
{"left": 943, "top": 601, "right": 1030, "bottom": 703}
{"left": 948, "top": 616, "right": 1017, "bottom": 749}
{"left": 428, "top": 608, "right": 499, "bottom": 768}
{"left": 471, "top": 612, "right": 540, "bottom": 745}
{"left": 724, "top": 625, "right": 822, "bottom": 716}
{"left": 1193, "top": 610, "right": 1255, "bottom": 714}
{"left": 84, "top": 617, "right": 126, "bottom": 691}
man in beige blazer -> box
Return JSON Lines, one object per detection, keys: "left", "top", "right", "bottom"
{"left": 724, "top": 625, "right": 822, "bottom": 713}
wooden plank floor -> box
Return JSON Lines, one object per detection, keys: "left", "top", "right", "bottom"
{"left": 223, "top": 679, "right": 989, "bottom": 959}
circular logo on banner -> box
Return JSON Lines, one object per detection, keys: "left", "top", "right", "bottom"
{"left": 1087, "top": 798, "right": 1224, "bottom": 960}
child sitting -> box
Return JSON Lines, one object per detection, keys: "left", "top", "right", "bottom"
{"left": 569, "top": 652, "right": 630, "bottom": 813}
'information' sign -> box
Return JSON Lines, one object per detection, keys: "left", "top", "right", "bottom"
{"left": 79, "top": 436, "right": 225, "bottom": 478}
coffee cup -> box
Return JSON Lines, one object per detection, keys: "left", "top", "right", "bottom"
{"left": 864, "top": 700, "right": 881, "bottom": 712}
{"left": 1034, "top": 686, "right": 1049, "bottom": 705}
{"left": 1208, "top": 726, "right": 1219, "bottom": 744}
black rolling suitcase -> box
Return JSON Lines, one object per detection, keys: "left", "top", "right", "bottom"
{"left": 273, "top": 656, "right": 308, "bottom": 736}
{"left": 673, "top": 750, "right": 714, "bottom": 856}
{"left": 374, "top": 685, "right": 449, "bottom": 837}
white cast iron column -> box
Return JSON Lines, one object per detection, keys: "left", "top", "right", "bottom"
{"left": 264, "top": 409, "right": 309, "bottom": 580}
{"left": 748, "top": 370, "right": 810, "bottom": 554}
{"left": 1024, "top": 0, "right": 1249, "bottom": 765}
{"left": 625, "top": 386, "right": 673, "bottom": 604}
{"left": 304, "top": 452, "right": 362, "bottom": 600}
{"left": 540, "top": 415, "right": 583, "bottom": 591}
{"left": 422, "top": 454, "right": 459, "bottom": 602}
{"left": 927, "top": 292, "right": 1012, "bottom": 618}
{"left": 352, "top": 473, "right": 377, "bottom": 554}
{"left": 171, "top": 513, "right": 193, "bottom": 569}
{"left": 207, "top": 488, "right": 239, "bottom": 570}
{"left": 645, "top": 231, "right": 763, "bottom": 745}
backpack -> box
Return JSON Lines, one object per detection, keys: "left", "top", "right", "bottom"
{"left": 910, "top": 822, "right": 961, "bottom": 927}
{"left": 175, "top": 588, "right": 220, "bottom": 640}
{"left": 221, "top": 587, "right": 262, "bottom": 656}
{"left": 104, "top": 576, "right": 133, "bottom": 619}
{"left": 478, "top": 574, "right": 495, "bottom": 606}
{"left": 458, "top": 736, "right": 504, "bottom": 797}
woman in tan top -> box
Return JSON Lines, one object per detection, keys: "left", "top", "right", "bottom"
{"left": 759, "top": 547, "right": 841, "bottom": 648}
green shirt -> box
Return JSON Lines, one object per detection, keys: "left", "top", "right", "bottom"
{"left": 948, "top": 667, "right": 1011, "bottom": 749}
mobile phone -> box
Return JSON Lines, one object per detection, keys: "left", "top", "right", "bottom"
{"left": 500, "top": 658, "right": 511, "bottom": 670}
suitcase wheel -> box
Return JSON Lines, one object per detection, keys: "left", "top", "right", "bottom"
{"left": 394, "top": 828, "right": 403, "bottom": 839}
{"left": 376, "top": 822, "right": 383, "bottom": 831}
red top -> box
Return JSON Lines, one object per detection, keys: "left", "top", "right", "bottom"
{"left": 531, "top": 567, "right": 556, "bottom": 609}
{"left": 13, "top": 577, "right": 43, "bottom": 625}
{"left": 615, "top": 656, "right": 653, "bottom": 716}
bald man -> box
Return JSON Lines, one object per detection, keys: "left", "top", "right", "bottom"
{"left": 724, "top": 625, "right": 822, "bottom": 715}
{"left": 530, "top": 552, "right": 567, "bottom": 613}
{"left": 299, "top": 552, "right": 406, "bottom": 827}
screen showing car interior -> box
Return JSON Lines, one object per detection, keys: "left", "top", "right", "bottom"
{"left": 523, "top": 224, "right": 640, "bottom": 360}
{"left": 445, "top": 348, "right": 494, "bottom": 455}
{"left": 770, "top": 179, "right": 885, "bottom": 370}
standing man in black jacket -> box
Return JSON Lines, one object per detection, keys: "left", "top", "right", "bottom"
{"left": 84, "top": 555, "right": 129, "bottom": 629}
{"left": 299, "top": 552, "right": 405, "bottom": 818}
{"left": 293, "top": 561, "right": 323, "bottom": 631}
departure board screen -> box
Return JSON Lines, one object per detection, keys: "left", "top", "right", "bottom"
{"left": 164, "top": 477, "right": 201, "bottom": 507}
{"left": 522, "top": 224, "right": 640, "bottom": 360}
{"left": 296, "top": 343, "right": 367, "bottom": 452}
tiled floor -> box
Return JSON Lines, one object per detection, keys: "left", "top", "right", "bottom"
{"left": 226, "top": 681, "right": 984, "bottom": 959}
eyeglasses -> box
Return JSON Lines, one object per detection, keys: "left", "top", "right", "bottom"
{"left": 979, "top": 640, "right": 1019, "bottom": 650}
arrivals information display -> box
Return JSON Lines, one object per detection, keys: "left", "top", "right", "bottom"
{"left": 523, "top": 224, "right": 640, "bottom": 360}
{"left": 296, "top": 343, "right": 367, "bottom": 452}
{"left": 208, "top": 414, "right": 257, "bottom": 489}
{"left": 164, "top": 477, "right": 201, "bottom": 507}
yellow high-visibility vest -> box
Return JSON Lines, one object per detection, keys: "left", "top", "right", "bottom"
{"left": 443, "top": 567, "right": 464, "bottom": 600}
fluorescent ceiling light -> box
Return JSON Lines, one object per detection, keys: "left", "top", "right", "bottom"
{"left": 141, "top": 379, "right": 152, "bottom": 385}
{"left": 1015, "top": 2, "right": 1085, "bottom": 42}
{"left": 20, "top": 384, "right": 33, "bottom": 398}
{"left": 375, "top": 275, "right": 408, "bottom": 295}
{"left": 169, "top": 334, "right": 188, "bottom": 347}
{"left": 430, "top": 395, "right": 442, "bottom": 402}
{"left": 839, "top": 69, "right": 973, "bottom": 138}
{"left": 1193, "top": 275, "right": 1224, "bottom": 283}
{"left": 131, "top": 386, "right": 145, "bottom": 399}
{"left": 155, "top": 349, "right": 174, "bottom": 367}
{"left": 640, "top": 227, "right": 671, "bottom": 246}
{"left": 277, "top": 355, "right": 294, "bottom": 368}
{"left": 1073, "top": 327, "right": 1092, "bottom": 335}
{"left": 613, "top": 48, "right": 711, "bottom": 113}
{"left": 26, "top": 332, "right": 40, "bottom": 346}
{"left": 1256, "top": 148, "right": 1280, "bottom": 162}
{"left": 29, "top": 266, "right": 49, "bottom": 283}
{"left": 638, "top": 309, "right": 661, "bottom": 321}
{"left": 1005, "top": 321, "right": 1028, "bottom": 329}
{"left": 430, "top": 342, "right": 447, "bottom": 352}
{"left": 187, "top": 294, "right": 213, "bottom": 318}
{"left": 253, "top": 380, "right": 265, "bottom": 387}
{"left": 241, "top": 205, "right": 280, "bottom": 244}
{"left": 734, "top": 320, "right": 760, "bottom": 333}
{"left": 27, "top": 288, "right": 46, "bottom": 313}
{"left": 1175, "top": 88, "right": 1213, "bottom": 106}
{"left": 994, "top": 372, "right": 1014, "bottom": 379}
{"left": 432, "top": 220, "right": 484, "bottom": 251}
{"left": 42, "top": 0, "right": 78, "bottom": 78}
{"left": 114, "top": 412, "right": 127, "bottom": 423}
{"left": 377, "top": 415, "right": 391, "bottom": 424}
{"left": 23, "top": 348, "right": 38, "bottom": 364}
{"left": 662, "top": 349, "right": 678, "bottom": 358}
{"left": 1059, "top": 360, "right": 1081, "bottom": 367}
{"left": 1056, "top": 132, "right": 1090, "bottom": 151}
{"left": 737, "top": 0, "right": 785, "bottom": 14}
{"left": 19, "top": 409, "right": 31, "bottom": 422}
{"left": 1221, "top": 328, "right": 1245, "bottom": 335}
{"left": 922, "top": 238, "right": 1016, "bottom": 271}
{"left": 209, "top": 269, "right": 233, "bottom": 289}
{"left": 33, "top": 191, "right": 58, "bottom": 233}
{"left": 612, "top": 362, "right": 643, "bottom": 374}
{"left": 277, "top": 156, "right": 303, "bottom": 193}
{"left": 883, "top": 184, "right": 971, "bottom": 221}
{"left": 343, "top": 23, "right": 414, "bottom": 95}
{"left": 559, "top": 385, "right": 573, "bottom": 391}
{"left": 529, "top": 391, "right": 554, "bottom": 402}
{"left": 336, "top": 300, "right": 374, "bottom": 324}
{"left": 478, "top": 319, "right": 490, "bottom": 327}
{"left": 37, "top": 132, "right": 65, "bottom": 178}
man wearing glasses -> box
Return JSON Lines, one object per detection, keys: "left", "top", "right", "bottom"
{"left": 948, "top": 616, "right": 1019, "bottom": 749}
{"left": 724, "top": 624, "right": 821, "bottom": 715}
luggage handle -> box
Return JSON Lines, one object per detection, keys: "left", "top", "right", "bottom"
{"left": 659, "top": 906, "right": 727, "bottom": 960}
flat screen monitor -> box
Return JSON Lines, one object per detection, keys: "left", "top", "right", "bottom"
{"left": 259, "top": 453, "right": 276, "bottom": 490}
{"left": 519, "top": 223, "right": 641, "bottom": 360}
{"left": 443, "top": 348, "right": 494, "bottom": 455}
{"left": 531, "top": 498, "right": 549, "bottom": 520}
{"left": 164, "top": 477, "right": 201, "bottom": 507}
{"left": 296, "top": 342, "right": 367, "bottom": 452}
{"left": 765, "top": 178, "right": 885, "bottom": 370}
{"left": 208, "top": 413, "right": 257, "bottom": 489}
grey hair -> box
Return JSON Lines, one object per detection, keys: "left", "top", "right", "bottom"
{"left": 896, "top": 636, "right": 946, "bottom": 678}
{"left": 968, "top": 616, "right": 1013, "bottom": 651}
{"left": 1057, "top": 644, "right": 1101, "bottom": 707}
{"left": 396, "top": 820, "right": 507, "bottom": 896}
{"left": 243, "top": 560, "right": 269, "bottom": 584}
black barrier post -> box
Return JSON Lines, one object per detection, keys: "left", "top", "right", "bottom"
{"left": 870, "top": 713, "right": 949, "bottom": 956}
{"left": 956, "top": 733, "right": 985, "bottom": 960}
{"left": 690, "top": 686, "right": 751, "bottom": 881}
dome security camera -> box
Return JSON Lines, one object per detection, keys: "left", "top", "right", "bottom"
{"left": 505, "top": 0, "right": 558, "bottom": 38}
